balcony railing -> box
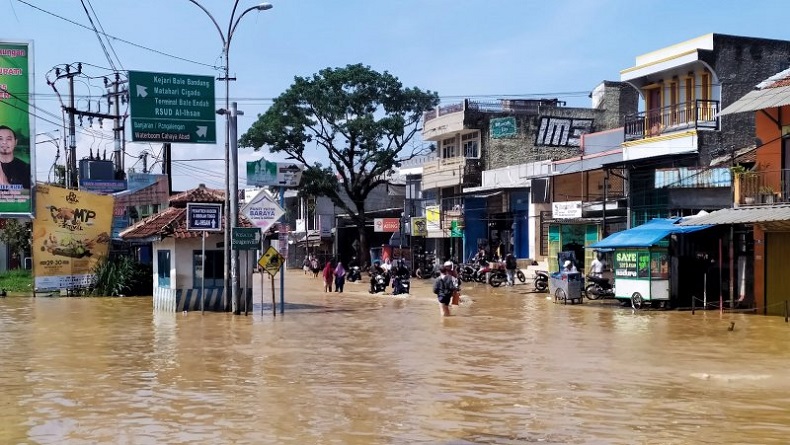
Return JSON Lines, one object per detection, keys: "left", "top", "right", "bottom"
{"left": 462, "top": 158, "right": 482, "bottom": 188}
{"left": 423, "top": 102, "right": 465, "bottom": 124}
{"left": 624, "top": 99, "right": 719, "bottom": 142}
{"left": 734, "top": 169, "right": 790, "bottom": 206}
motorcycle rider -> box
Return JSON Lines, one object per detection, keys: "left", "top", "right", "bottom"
{"left": 369, "top": 260, "right": 386, "bottom": 293}
{"left": 590, "top": 252, "right": 605, "bottom": 279}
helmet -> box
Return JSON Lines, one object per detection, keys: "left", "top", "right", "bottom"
{"left": 443, "top": 260, "right": 454, "bottom": 270}
{"left": 563, "top": 260, "right": 572, "bottom": 268}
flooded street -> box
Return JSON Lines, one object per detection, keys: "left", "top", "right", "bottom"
{"left": 2, "top": 271, "right": 790, "bottom": 444}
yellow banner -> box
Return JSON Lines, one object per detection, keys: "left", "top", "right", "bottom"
{"left": 410, "top": 216, "right": 427, "bottom": 237}
{"left": 33, "top": 185, "right": 114, "bottom": 289}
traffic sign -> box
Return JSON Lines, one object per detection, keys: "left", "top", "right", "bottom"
{"left": 187, "top": 203, "right": 223, "bottom": 231}
{"left": 232, "top": 227, "right": 261, "bottom": 250}
{"left": 128, "top": 70, "right": 216, "bottom": 144}
{"left": 242, "top": 190, "right": 285, "bottom": 231}
{"left": 450, "top": 220, "right": 463, "bottom": 238}
{"left": 258, "top": 246, "right": 285, "bottom": 277}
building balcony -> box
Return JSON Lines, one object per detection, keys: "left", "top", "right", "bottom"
{"left": 422, "top": 156, "right": 467, "bottom": 190}
{"left": 735, "top": 170, "right": 790, "bottom": 206}
{"left": 624, "top": 99, "right": 719, "bottom": 142}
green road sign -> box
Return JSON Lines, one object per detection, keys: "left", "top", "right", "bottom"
{"left": 232, "top": 227, "right": 261, "bottom": 250}
{"left": 128, "top": 70, "right": 216, "bottom": 144}
{"left": 450, "top": 220, "right": 463, "bottom": 238}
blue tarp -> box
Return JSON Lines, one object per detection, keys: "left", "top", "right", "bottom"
{"left": 588, "top": 218, "right": 712, "bottom": 249}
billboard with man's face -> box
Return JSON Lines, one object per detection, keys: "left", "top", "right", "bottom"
{"left": 0, "top": 41, "right": 33, "bottom": 215}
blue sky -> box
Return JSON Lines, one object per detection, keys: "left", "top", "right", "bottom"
{"left": 4, "top": 0, "right": 790, "bottom": 190}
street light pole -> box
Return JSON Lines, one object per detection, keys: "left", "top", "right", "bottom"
{"left": 188, "top": 0, "right": 272, "bottom": 314}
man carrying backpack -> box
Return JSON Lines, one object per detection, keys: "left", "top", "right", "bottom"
{"left": 433, "top": 266, "right": 457, "bottom": 317}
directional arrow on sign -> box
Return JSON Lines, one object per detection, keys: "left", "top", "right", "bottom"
{"left": 196, "top": 126, "right": 208, "bottom": 137}
{"left": 136, "top": 85, "right": 148, "bottom": 98}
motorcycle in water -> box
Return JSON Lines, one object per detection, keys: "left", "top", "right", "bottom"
{"left": 584, "top": 275, "right": 615, "bottom": 300}
{"left": 460, "top": 263, "right": 477, "bottom": 283}
{"left": 534, "top": 270, "right": 549, "bottom": 293}
{"left": 369, "top": 272, "right": 387, "bottom": 294}
{"left": 416, "top": 255, "right": 437, "bottom": 279}
{"left": 391, "top": 273, "right": 410, "bottom": 295}
{"left": 347, "top": 266, "right": 362, "bottom": 282}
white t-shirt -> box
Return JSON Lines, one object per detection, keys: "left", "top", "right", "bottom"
{"left": 590, "top": 258, "right": 605, "bottom": 276}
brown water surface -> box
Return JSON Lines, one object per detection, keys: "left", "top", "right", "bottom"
{"left": 1, "top": 271, "right": 790, "bottom": 444}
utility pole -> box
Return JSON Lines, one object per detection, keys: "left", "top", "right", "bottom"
{"left": 50, "top": 63, "right": 127, "bottom": 189}
{"left": 162, "top": 143, "right": 172, "bottom": 195}
{"left": 140, "top": 152, "right": 148, "bottom": 174}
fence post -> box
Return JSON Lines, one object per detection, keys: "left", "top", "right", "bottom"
{"left": 692, "top": 295, "right": 695, "bottom": 315}
{"left": 785, "top": 300, "right": 788, "bottom": 323}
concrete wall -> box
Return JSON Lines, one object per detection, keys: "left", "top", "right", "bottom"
{"left": 475, "top": 82, "right": 637, "bottom": 170}
{"left": 699, "top": 35, "right": 790, "bottom": 161}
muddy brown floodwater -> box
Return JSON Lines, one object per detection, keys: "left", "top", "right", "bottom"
{"left": 2, "top": 270, "right": 790, "bottom": 444}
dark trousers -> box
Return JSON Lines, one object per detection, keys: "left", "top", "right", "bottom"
{"left": 335, "top": 276, "right": 345, "bottom": 292}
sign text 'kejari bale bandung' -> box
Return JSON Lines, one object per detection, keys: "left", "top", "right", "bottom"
{"left": 128, "top": 70, "right": 216, "bottom": 144}
{"left": 0, "top": 41, "right": 34, "bottom": 215}
{"left": 33, "top": 185, "right": 114, "bottom": 290}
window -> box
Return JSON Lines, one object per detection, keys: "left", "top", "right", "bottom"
{"left": 441, "top": 137, "right": 457, "bottom": 159}
{"left": 157, "top": 250, "right": 171, "bottom": 287}
{"left": 193, "top": 250, "right": 224, "bottom": 288}
{"left": 462, "top": 132, "right": 479, "bottom": 158}
{"left": 684, "top": 77, "right": 694, "bottom": 123}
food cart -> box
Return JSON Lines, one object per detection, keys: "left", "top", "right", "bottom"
{"left": 611, "top": 247, "right": 670, "bottom": 309}
{"left": 549, "top": 251, "right": 584, "bottom": 304}
{"left": 588, "top": 218, "right": 711, "bottom": 309}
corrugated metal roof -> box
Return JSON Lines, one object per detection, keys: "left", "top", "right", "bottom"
{"left": 677, "top": 205, "right": 790, "bottom": 225}
{"left": 719, "top": 67, "right": 790, "bottom": 116}
{"left": 681, "top": 205, "right": 790, "bottom": 224}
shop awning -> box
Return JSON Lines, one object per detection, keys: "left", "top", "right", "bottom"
{"left": 588, "top": 218, "right": 712, "bottom": 249}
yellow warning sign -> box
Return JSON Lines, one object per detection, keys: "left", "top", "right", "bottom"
{"left": 258, "top": 246, "right": 285, "bottom": 277}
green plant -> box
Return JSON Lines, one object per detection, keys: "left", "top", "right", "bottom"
{"left": 759, "top": 185, "right": 775, "bottom": 195}
{"left": 89, "top": 256, "right": 151, "bottom": 297}
{"left": 0, "top": 269, "right": 33, "bottom": 293}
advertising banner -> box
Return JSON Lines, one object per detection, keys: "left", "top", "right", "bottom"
{"left": 410, "top": 216, "right": 427, "bottom": 237}
{"left": 246, "top": 158, "right": 303, "bottom": 187}
{"left": 373, "top": 217, "right": 400, "bottom": 233}
{"left": 33, "top": 185, "right": 114, "bottom": 289}
{"left": 0, "top": 41, "right": 33, "bottom": 215}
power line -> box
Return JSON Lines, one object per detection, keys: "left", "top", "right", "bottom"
{"left": 16, "top": 0, "right": 217, "bottom": 69}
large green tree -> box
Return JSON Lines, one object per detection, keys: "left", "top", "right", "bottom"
{"left": 240, "top": 64, "right": 439, "bottom": 264}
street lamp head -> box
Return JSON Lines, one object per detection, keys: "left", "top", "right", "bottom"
{"left": 256, "top": 3, "right": 273, "bottom": 11}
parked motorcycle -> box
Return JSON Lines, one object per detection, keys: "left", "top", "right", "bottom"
{"left": 460, "top": 263, "right": 477, "bottom": 283}
{"left": 534, "top": 270, "right": 549, "bottom": 293}
{"left": 415, "top": 255, "right": 437, "bottom": 279}
{"left": 347, "top": 266, "right": 362, "bottom": 282}
{"left": 585, "top": 275, "right": 615, "bottom": 300}
{"left": 488, "top": 268, "right": 507, "bottom": 287}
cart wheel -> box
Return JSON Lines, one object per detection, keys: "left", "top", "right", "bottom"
{"left": 631, "top": 292, "right": 643, "bottom": 310}
{"left": 555, "top": 288, "right": 566, "bottom": 304}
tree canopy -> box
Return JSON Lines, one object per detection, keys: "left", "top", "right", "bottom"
{"left": 239, "top": 64, "right": 439, "bottom": 263}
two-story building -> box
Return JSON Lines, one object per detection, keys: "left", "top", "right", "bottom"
{"left": 426, "top": 82, "right": 636, "bottom": 263}
{"left": 619, "top": 33, "right": 790, "bottom": 226}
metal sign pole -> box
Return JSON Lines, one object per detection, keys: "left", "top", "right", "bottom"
{"left": 280, "top": 187, "right": 286, "bottom": 314}
{"left": 243, "top": 250, "right": 249, "bottom": 316}
{"left": 271, "top": 271, "right": 276, "bottom": 316}
{"left": 201, "top": 231, "right": 206, "bottom": 314}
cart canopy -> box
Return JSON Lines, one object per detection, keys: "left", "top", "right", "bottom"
{"left": 588, "top": 218, "right": 711, "bottom": 249}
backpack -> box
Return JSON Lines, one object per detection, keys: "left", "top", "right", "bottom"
{"left": 506, "top": 256, "right": 517, "bottom": 269}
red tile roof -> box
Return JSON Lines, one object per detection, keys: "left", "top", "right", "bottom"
{"left": 120, "top": 184, "right": 256, "bottom": 241}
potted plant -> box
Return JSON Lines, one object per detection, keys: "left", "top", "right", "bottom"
{"left": 759, "top": 185, "right": 776, "bottom": 204}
